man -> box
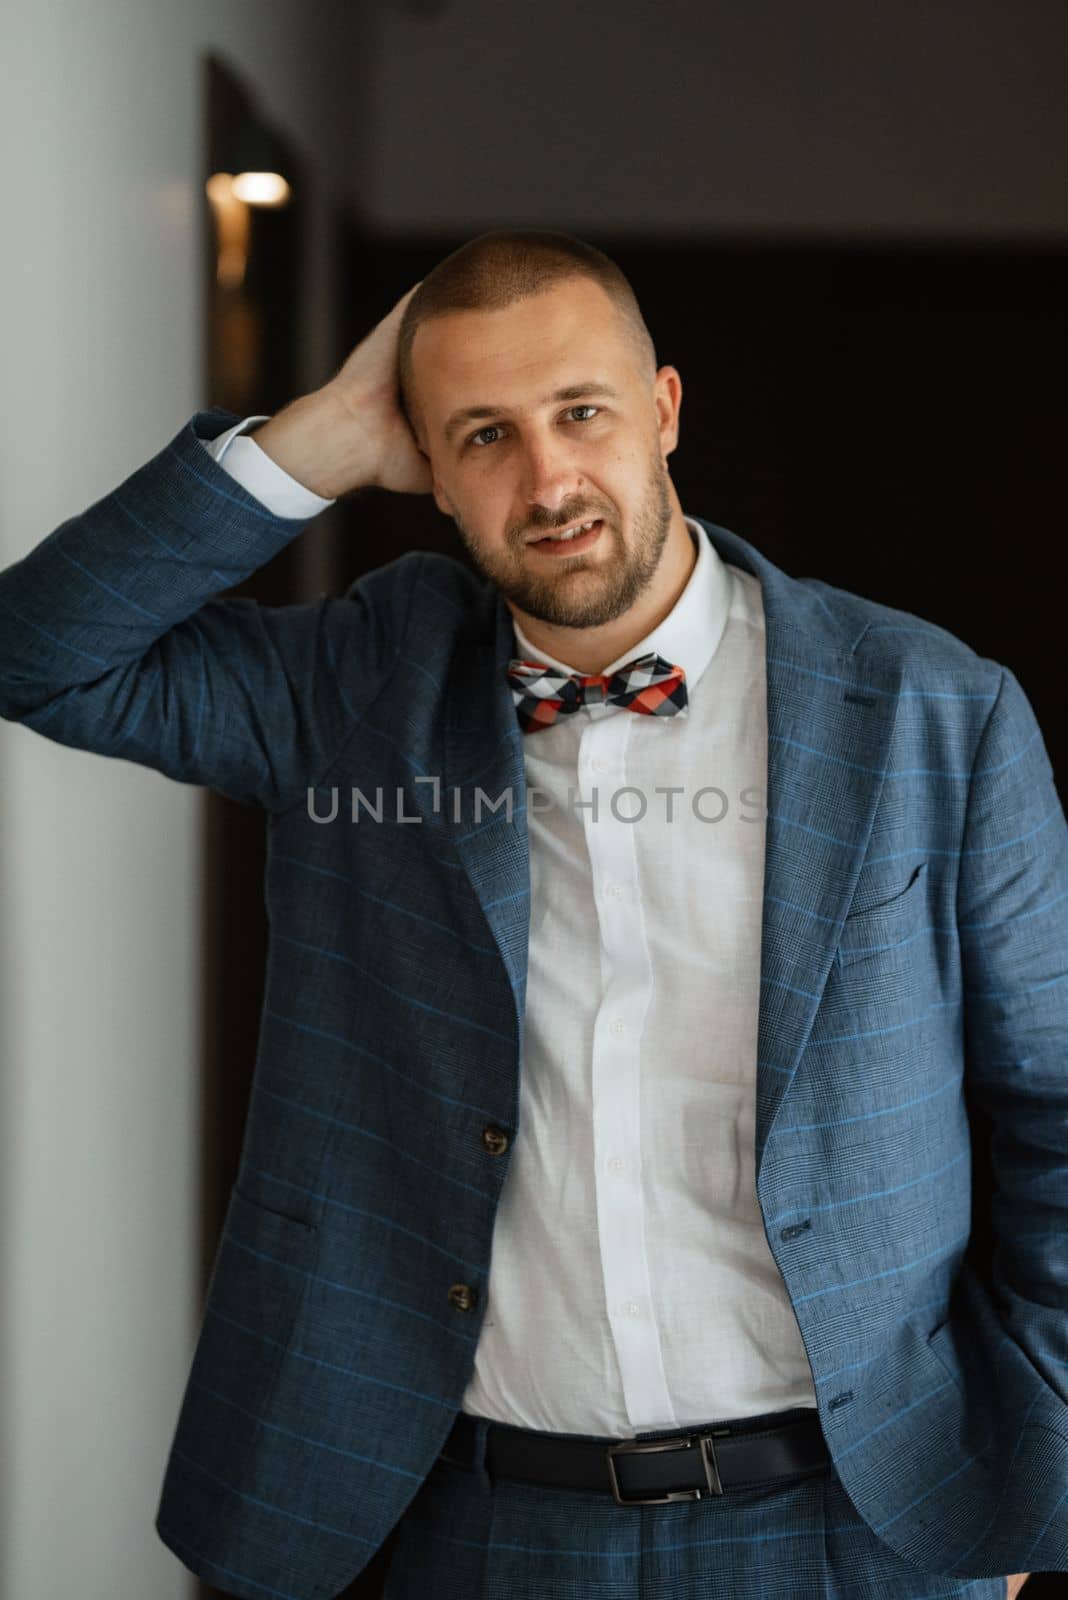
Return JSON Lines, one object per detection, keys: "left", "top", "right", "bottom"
{"left": 0, "top": 230, "right": 1058, "bottom": 1599}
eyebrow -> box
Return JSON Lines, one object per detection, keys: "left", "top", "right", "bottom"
{"left": 442, "top": 382, "right": 622, "bottom": 446}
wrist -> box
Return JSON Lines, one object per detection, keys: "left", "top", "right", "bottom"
{"left": 250, "top": 387, "right": 376, "bottom": 500}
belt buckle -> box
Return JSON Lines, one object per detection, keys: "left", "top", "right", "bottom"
{"left": 605, "top": 1429, "right": 726, "bottom": 1506}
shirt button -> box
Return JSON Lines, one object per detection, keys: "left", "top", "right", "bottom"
{"left": 622, "top": 1301, "right": 640, "bottom": 1317}
{"left": 607, "top": 882, "right": 625, "bottom": 898}
{"left": 448, "top": 1283, "right": 478, "bottom": 1312}
{"left": 610, "top": 1018, "right": 626, "bottom": 1036}
{"left": 607, "top": 1156, "right": 625, "bottom": 1174}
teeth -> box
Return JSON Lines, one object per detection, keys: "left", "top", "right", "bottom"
{"left": 547, "top": 520, "right": 596, "bottom": 542}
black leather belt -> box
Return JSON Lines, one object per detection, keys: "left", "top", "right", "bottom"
{"left": 440, "top": 1406, "right": 830, "bottom": 1506}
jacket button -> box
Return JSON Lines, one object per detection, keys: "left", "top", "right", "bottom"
{"left": 448, "top": 1283, "right": 478, "bottom": 1312}
{"left": 481, "top": 1124, "right": 510, "bottom": 1155}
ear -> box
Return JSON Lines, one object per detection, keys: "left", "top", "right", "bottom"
{"left": 423, "top": 450, "right": 453, "bottom": 517}
{"left": 409, "top": 411, "right": 452, "bottom": 517}
{"left": 654, "top": 366, "right": 682, "bottom": 460}
{"left": 432, "top": 476, "right": 453, "bottom": 518}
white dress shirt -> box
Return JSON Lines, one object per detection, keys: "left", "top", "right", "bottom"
{"left": 201, "top": 415, "right": 337, "bottom": 519}
{"left": 202, "top": 416, "right": 819, "bottom": 1436}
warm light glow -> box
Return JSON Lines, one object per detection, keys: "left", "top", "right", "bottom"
{"left": 204, "top": 168, "right": 292, "bottom": 290}
{"left": 204, "top": 172, "right": 235, "bottom": 205}
{"left": 231, "top": 171, "right": 291, "bottom": 206}
{"left": 205, "top": 173, "right": 250, "bottom": 288}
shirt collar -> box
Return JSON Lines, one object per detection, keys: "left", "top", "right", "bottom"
{"left": 510, "top": 516, "right": 732, "bottom": 698}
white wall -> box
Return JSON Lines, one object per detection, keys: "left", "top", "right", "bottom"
{"left": 363, "top": 0, "right": 1068, "bottom": 237}
{"left": 0, "top": 3, "right": 359, "bottom": 1595}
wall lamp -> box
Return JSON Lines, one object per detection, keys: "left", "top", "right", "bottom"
{"left": 205, "top": 118, "right": 291, "bottom": 289}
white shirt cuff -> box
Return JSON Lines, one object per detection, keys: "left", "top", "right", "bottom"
{"left": 201, "top": 414, "right": 337, "bottom": 518}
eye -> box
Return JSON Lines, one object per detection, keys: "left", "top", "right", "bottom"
{"left": 468, "top": 405, "right": 601, "bottom": 448}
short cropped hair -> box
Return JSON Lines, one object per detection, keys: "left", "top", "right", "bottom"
{"left": 396, "top": 229, "right": 658, "bottom": 443}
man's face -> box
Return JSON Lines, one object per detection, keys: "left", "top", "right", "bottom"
{"left": 408, "top": 277, "right": 684, "bottom": 632}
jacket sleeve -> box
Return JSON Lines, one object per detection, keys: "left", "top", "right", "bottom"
{"left": 0, "top": 409, "right": 418, "bottom": 812}
{"left": 957, "top": 664, "right": 1068, "bottom": 1404}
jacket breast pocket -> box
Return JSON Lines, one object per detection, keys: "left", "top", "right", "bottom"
{"left": 925, "top": 1313, "right": 967, "bottom": 1396}
{"left": 835, "top": 860, "right": 929, "bottom": 970}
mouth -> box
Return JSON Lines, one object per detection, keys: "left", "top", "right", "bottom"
{"left": 526, "top": 518, "right": 604, "bottom": 556}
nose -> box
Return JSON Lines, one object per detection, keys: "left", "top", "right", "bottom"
{"left": 518, "top": 431, "right": 586, "bottom": 520}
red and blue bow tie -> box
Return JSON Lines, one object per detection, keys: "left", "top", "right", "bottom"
{"left": 506, "top": 650, "right": 689, "bottom": 735}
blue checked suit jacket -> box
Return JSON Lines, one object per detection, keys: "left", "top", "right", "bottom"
{"left": 1, "top": 408, "right": 1066, "bottom": 1599}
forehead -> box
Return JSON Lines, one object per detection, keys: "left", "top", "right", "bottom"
{"left": 413, "top": 278, "right": 636, "bottom": 429}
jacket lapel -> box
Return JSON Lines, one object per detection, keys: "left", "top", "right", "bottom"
{"left": 445, "top": 588, "right": 532, "bottom": 1037}
{"left": 444, "top": 522, "right": 903, "bottom": 1182}
{"left": 716, "top": 527, "right": 903, "bottom": 1181}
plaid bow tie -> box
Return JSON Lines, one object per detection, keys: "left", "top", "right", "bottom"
{"left": 506, "top": 650, "right": 689, "bottom": 735}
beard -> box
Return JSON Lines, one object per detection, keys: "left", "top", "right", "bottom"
{"left": 451, "top": 444, "right": 674, "bottom": 632}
